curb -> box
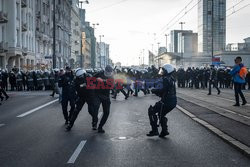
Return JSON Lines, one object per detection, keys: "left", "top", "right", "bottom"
{"left": 176, "top": 105, "right": 250, "bottom": 158}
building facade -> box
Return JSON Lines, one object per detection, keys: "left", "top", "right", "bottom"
{"left": 98, "top": 42, "right": 109, "bottom": 68}
{"left": 178, "top": 31, "right": 198, "bottom": 58}
{"left": 0, "top": 0, "right": 36, "bottom": 70}
{"left": 170, "top": 30, "right": 193, "bottom": 53}
{"left": 81, "top": 31, "right": 91, "bottom": 68}
{"left": 198, "top": 0, "right": 226, "bottom": 54}
{"left": 70, "top": 0, "right": 81, "bottom": 68}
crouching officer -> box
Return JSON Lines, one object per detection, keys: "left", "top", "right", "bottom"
{"left": 58, "top": 66, "right": 75, "bottom": 125}
{"left": 147, "top": 64, "right": 177, "bottom": 138}
{"left": 66, "top": 69, "right": 98, "bottom": 131}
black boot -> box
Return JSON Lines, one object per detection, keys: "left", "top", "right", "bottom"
{"left": 98, "top": 127, "right": 105, "bottom": 133}
{"left": 147, "top": 130, "right": 159, "bottom": 137}
{"left": 92, "top": 122, "right": 97, "bottom": 130}
{"left": 233, "top": 103, "right": 240, "bottom": 107}
{"left": 66, "top": 124, "right": 72, "bottom": 131}
{"left": 242, "top": 101, "right": 247, "bottom": 106}
{"left": 159, "top": 117, "right": 169, "bottom": 138}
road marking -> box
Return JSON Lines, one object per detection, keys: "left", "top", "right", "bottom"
{"left": 67, "top": 140, "right": 87, "bottom": 164}
{"left": 17, "top": 99, "right": 59, "bottom": 118}
{"left": 0, "top": 124, "right": 5, "bottom": 128}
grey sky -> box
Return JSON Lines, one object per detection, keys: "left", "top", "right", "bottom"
{"left": 84, "top": 0, "right": 250, "bottom": 65}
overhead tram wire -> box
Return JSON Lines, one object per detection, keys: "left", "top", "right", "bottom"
{"left": 226, "top": 3, "right": 250, "bottom": 18}
{"left": 226, "top": 0, "right": 245, "bottom": 12}
{"left": 89, "top": 0, "right": 130, "bottom": 13}
{"left": 157, "top": 0, "right": 245, "bottom": 40}
{"left": 159, "top": 0, "right": 195, "bottom": 33}
{"left": 160, "top": 0, "right": 201, "bottom": 36}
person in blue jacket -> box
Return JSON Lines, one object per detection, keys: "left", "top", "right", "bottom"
{"left": 230, "top": 56, "right": 247, "bottom": 106}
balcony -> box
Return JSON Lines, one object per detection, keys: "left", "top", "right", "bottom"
{"left": 22, "top": 22, "right": 27, "bottom": 32}
{"left": 0, "top": 12, "right": 8, "bottom": 23}
{"left": 0, "top": 42, "right": 8, "bottom": 53}
{"left": 22, "top": 47, "right": 28, "bottom": 56}
{"left": 21, "top": 0, "right": 27, "bottom": 8}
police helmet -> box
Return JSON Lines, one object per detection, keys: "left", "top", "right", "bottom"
{"left": 76, "top": 69, "right": 86, "bottom": 78}
{"left": 159, "top": 64, "right": 175, "bottom": 75}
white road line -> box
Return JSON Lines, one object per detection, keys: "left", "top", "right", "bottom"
{"left": 17, "top": 99, "right": 59, "bottom": 118}
{"left": 67, "top": 140, "right": 87, "bottom": 164}
{"left": 0, "top": 124, "right": 5, "bottom": 128}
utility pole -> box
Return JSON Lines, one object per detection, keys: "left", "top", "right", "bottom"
{"left": 52, "top": 0, "right": 56, "bottom": 69}
{"left": 165, "top": 34, "right": 169, "bottom": 52}
{"left": 179, "top": 22, "right": 185, "bottom": 66}
{"left": 157, "top": 42, "right": 160, "bottom": 68}
{"left": 142, "top": 49, "right": 145, "bottom": 68}
{"left": 99, "top": 35, "right": 104, "bottom": 68}
{"left": 211, "top": 0, "right": 214, "bottom": 64}
{"left": 179, "top": 22, "right": 185, "bottom": 30}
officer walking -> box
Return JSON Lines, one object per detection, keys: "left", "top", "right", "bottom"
{"left": 208, "top": 65, "right": 221, "bottom": 95}
{"left": 58, "top": 66, "right": 75, "bottom": 125}
{"left": 147, "top": 64, "right": 177, "bottom": 138}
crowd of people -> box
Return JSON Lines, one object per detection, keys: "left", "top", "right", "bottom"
{"left": 0, "top": 56, "right": 249, "bottom": 136}
{"left": 176, "top": 66, "right": 250, "bottom": 90}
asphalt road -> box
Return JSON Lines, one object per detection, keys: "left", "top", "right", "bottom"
{"left": 0, "top": 91, "right": 250, "bottom": 167}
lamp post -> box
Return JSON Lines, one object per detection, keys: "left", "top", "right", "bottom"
{"left": 165, "top": 34, "right": 169, "bottom": 52}
{"left": 92, "top": 23, "right": 99, "bottom": 29}
{"left": 52, "top": 0, "right": 56, "bottom": 69}
{"left": 179, "top": 22, "right": 185, "bottom": 66}
{"left": 99, "top": 35, "right": 104, "bottom": 68}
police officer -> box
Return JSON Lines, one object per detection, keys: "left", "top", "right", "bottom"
{"left": 66, "top": 69, "right": 98, "bottom": 131}
{"left": 147, "top": 64, "right": 177, "bottom": 138}
{"left": 58, "top": 66, "right": 75, "bottom": 125}
{"left": 208, "top": 65, "right": 221, "bottom": 95}
{"left": 93, "top": 65, "right": 114, "bottom": 133}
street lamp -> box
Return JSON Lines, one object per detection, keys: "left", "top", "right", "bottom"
{"left": 99, "top": 35, "right": 104, "bottom": 68}
{"left": 179, "top": 22, "right": 185, "bottom": 30}
{"left": 179, "top": 22, "right": 185, "bottom": 66}
{"left": 92, "top": 23, "right": 99, "bottom": 29}
{"left": 165, "top": 34, "right": 169, "bottom": 52}
{"left": 79, "top": 0, "right": 89, "bottom": 6}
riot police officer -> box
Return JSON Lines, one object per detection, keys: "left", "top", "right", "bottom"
{"left": 147, "top": 64, "right": 177, "bottom": 138}
{"left": 93, "top": 65, "right": 114, "bottom": 133}
{"left": 58, "top": 66, "right": 75, "bottom": 125}
{"left": 66, "top": 69, "right": 98, "bottom": 131}
{"left": 208, "top": 65, "right": 221, "bottom": 95}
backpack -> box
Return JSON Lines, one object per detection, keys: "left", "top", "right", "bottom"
{"left": 239, "top": 66, "right": 247, "bottom": 79}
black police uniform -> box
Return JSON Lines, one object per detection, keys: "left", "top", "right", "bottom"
{"left": 93, "top": 71, "right": 113, "bottom": 133}
{"left": 67, "top": 73, "right": 98, "bottom": 130}
{"left": 208, "top": 67, "right": 221, "bottom": 95}
{"left": 148, "top": 74, "right": 177, "bottom": 137}
{"left": 58, "top": 72, "right": 76, "bottom": 124}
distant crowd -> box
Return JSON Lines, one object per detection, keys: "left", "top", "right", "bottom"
{"left": 176, "top": 66, "right": 250, "bottom": 90}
